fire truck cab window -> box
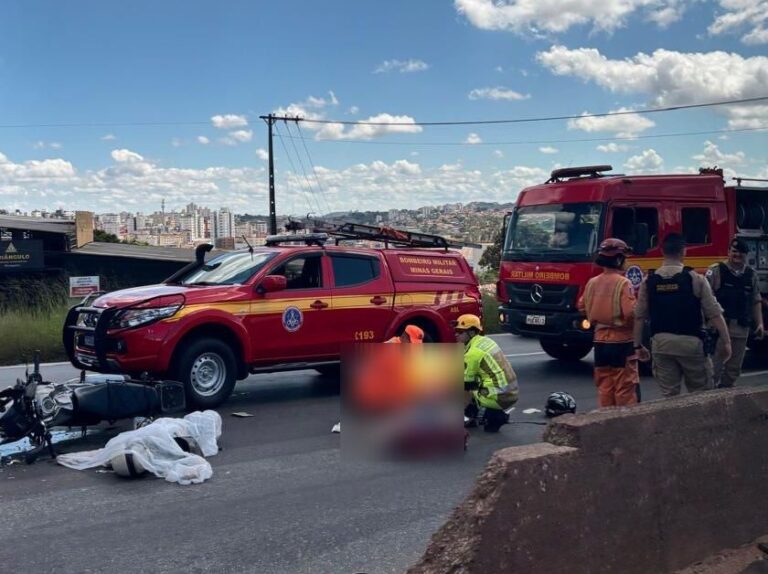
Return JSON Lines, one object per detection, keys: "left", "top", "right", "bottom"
{"left": 331, "top": 255, "right": 380, "bottom": 287}
{"left": 505, "top": 203, "right": 603, "bottom": 259}
{"left": 611, "top": 207, "right": 659, "bottom": 249}
{"left": 271, "top": 255, "right": 323, "bottom": 289}
{"left": 682, "top": 207, "right": 711, "bottom": 245}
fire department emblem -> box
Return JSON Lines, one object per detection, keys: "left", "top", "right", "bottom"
{"left": 282, "top": 306, "right": 303, "bottom": 332}
{"left": 626, "top": 265, "right": 644, "bottom": 289}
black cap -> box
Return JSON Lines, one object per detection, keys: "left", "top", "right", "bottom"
{"left": 730, "top": 238, "right": 749, "bottom": 254}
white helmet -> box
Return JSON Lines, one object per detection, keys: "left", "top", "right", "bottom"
{"left": 110, "top": 452, "right": 147, "bottom": 478}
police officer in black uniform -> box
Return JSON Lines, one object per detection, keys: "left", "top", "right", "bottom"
{"left": 706, "top": 238, "right": 765, "bottom": 387}
{"left": 634, "top": 233, "right": 731, "bottom": 396}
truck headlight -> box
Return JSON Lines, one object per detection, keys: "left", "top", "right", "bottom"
{"left": 111, "top": 305, "right": 181, "bottom": 329}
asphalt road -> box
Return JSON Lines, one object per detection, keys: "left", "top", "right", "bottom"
{"left": 1, "top": 335, "right": 766, "bottom": 574}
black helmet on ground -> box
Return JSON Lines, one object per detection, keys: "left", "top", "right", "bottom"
{"left": 545, "top": 391, "right": 577, "bottom": 417}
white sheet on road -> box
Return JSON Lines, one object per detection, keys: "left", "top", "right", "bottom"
{"left": 56, "top": 411, "right": 222, "bottom": 485}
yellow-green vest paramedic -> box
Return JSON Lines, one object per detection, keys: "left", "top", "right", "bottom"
{"left": 455, "top": 314, "right": 519, "bottom": 433}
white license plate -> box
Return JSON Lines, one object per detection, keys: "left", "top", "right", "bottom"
{"left": 525, "top": 314, "right": 546, "bottom": 326}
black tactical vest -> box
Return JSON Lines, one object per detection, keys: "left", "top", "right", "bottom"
{"left": 715, "top": 263, "right": 754, "bottom": 327}
{"left": 647, "top": 267, "right": 702, "bottom": 337}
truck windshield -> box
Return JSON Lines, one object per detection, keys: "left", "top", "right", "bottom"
{"left": 504, "top": 203, "right": 603, "bottom": 261}
{"left": 177, "top": 251, "right": 277, "bottom": 286}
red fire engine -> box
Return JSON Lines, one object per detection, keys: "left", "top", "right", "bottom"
{"left": 497, "top": 165, "right": 768, "bottom": 361}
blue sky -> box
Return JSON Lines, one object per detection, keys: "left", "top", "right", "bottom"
{"left": 1, "top": 0, "right": 766, "bottom": 215}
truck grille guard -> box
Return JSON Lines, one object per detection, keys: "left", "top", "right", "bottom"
{"left": 63, "top": 291, "right": 120, "bottom": 372}
{"left": 63, "top": 292, "right": 184, "bottom": 373}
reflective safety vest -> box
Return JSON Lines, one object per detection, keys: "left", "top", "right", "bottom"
{"left": 715, "top": 263, "right": 754, "bottom": 327}
{"left": 583, "top": 272, "right": 632, "bottom": 327}
{"left": 464, "top": 335, "right": 519, "bottom": 410}
{"left": 647, "top": 267, "right": 702, "bottom": 337}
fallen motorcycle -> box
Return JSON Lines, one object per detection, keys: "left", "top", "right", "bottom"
{"left": 0, "top": 351, "right": 185, "bottom": 464}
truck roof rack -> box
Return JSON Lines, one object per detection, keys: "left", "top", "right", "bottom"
{"left": 308, "top": 219, "right": 464, "bottom": 250}
{"left": 265, "top": 233, "right": 329, "bottom": 247}
{"left": 547, "top": 165, "right": 613, "bottom": 183}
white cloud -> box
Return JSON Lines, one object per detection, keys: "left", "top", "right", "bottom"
{"left": 273, "top": 92, "right": 340, "bottom": 123}
{"left": 0, "top": 152, "right": 76, "bottom": 180}
{"left": 348, "top": 106, "right": 359, "bottom": 115}
{"left": 256, "top": 148, "right": 269, "bottom": 161}
{"left": 7, "top": 147, "right": 764, "bottom": 214}
{"left": 597, "top": 143, "right": 630, "bottom": 153}
{"left": 454, "top": 0, "right": 693, "bottom": 35}
{"left": 494, "top": 149, "right": 505, "bottom": 158}
{"left": 197, "top": 136, "right": 210, "bottom": 145}
{"left": 536, "top": 45, "right": 768, "bottom": 128}
{"left": 303, "top": 91, "right": 339, "bottom": 108}
{"left": 468, "top": 87, "right": 530, "bottom": 101}
{"left": 692, "top": 140, "right": 746, "bottom": 165}
{"left": 567, "top": 109, "right": 655, "bottom": 138}
{"left": 709, "top": 0, "right": 768, "bottom": 45}
{"left": 211, "top": 114, "right": 249, "bottom": 129}
{"left": 100, "top": 134, "right": 116, "bottom": 141}
{"left": 465, "top": 133, "right": 483, "bottom": 144}
{"left": 315, "top": 113, "right": 423, "bottom": 141}
{"left": 495, "top": 66, "right": 504, "bottom": 73}
{"left": 539, "top": 146, "right": 559, "bottom": 154}
{"left": 624, "top": 149, "right": 664, "bottom": 171}
{"left": 230, "top": 130, "right": 253, "bottom": 143}
{"left": 171, "top": 138, "right": 183, "bottom": 148}
{"left": 374, "top": 59, "right": 429, "bottom": 74}
{"left": 33, "top": 141, "right": 62, "bottom": 150}
{"left": 111, "top": 149, "right": 144, "bottom": 163}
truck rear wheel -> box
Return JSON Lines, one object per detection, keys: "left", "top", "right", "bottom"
{"left": 172, "top": 337, "right": 237, "bottom": 409}
{"left": 540, "top": 339, "right": 592, "bottom": 361}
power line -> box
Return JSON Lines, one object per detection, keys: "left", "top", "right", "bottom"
{"left": 1, "top": 96, "right": 765, "bottom": 130}
{"left": 296, "top": 122, "right": 332, "bottom": 214}
{"left": 294, "top": 96, "right": 768, "bottom": 127}
{"left": 283, "top": 125, "right": 768, "bottom": 147}
{"left": 283, "top": 121, "right": 328, "bottom": 215}
{"left": 273, "top": 123, "right": 319, "bottom": 216}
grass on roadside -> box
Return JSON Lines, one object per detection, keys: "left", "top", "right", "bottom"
{"left": 0, "top": 294, "right": 504, "bottom": 367}
{"left": 482, "top": 292, "right": 501, "bottom": 334}
{"left": 0, "top": 303, "right": 75, "bottom": 366}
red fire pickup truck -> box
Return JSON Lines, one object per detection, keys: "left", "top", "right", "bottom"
{"left": 64, "top": 223, "right": 481, "bottom": 408}
{"left": 497, "top": 166, "right": 768, "bottom": 362}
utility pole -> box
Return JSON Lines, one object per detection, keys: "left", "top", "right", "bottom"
{"left": 259, "top": 114, "right": 278, "bottom": 235}
{"left": 259, "top": 114, "right": 304, "bottom": 235}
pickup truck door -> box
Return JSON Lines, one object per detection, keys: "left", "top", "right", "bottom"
{"left": 247, "top": 252, "right": 336, "bottom": 362}
{"left": 329, "top": 252, "right": 396, "bottom": 351}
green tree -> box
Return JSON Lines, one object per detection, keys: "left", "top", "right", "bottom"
{"left": 93, "top": 229, "right": 120, "bottom": 243}
{"left": 478, "top": 228, "right": 503, "bottom": 271}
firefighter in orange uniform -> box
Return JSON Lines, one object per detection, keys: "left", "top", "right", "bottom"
{"left": 578, "top": 238, "right": 639, "bottom": 407}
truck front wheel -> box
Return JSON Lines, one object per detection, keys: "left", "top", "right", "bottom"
{"left": 172, "top": 337, "right": 237, "bottom": 409}
{"left": 540, "top": 339, "right": 592, "bottom": 361}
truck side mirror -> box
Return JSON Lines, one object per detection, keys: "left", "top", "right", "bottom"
{"left": 633, "top": 223, "right": 650, "bottom": 256}
{"left": 256, "top": 275, "right": 287, "bottom": 295}
{"left": 195, "top": 243, "right": 214, "bottom": 264}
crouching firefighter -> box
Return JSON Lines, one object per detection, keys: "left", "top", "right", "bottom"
{"left": 578, "top": 238, "right": 639, "bottom": 407}
{"left": 455, "top": 314, "right": 519, "bottom": 433}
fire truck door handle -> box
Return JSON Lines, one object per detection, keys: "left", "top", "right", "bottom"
{"left": 310, "top": 300, "right": 329, "bottom": 310}
{"left": 370, "top": 296, "right": 387, "bottom": 305}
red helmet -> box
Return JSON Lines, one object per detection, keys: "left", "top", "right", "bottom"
{"left": 598, "top": 238, "right": 631, "bottom": 257}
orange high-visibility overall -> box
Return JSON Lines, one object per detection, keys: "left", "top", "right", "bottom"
{"left": 579, "top": 271, "right": 639, "bottom": 408}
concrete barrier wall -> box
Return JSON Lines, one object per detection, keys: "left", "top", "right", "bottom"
{"left": 409, "top": 387, "right": 768, "bottom": 574}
